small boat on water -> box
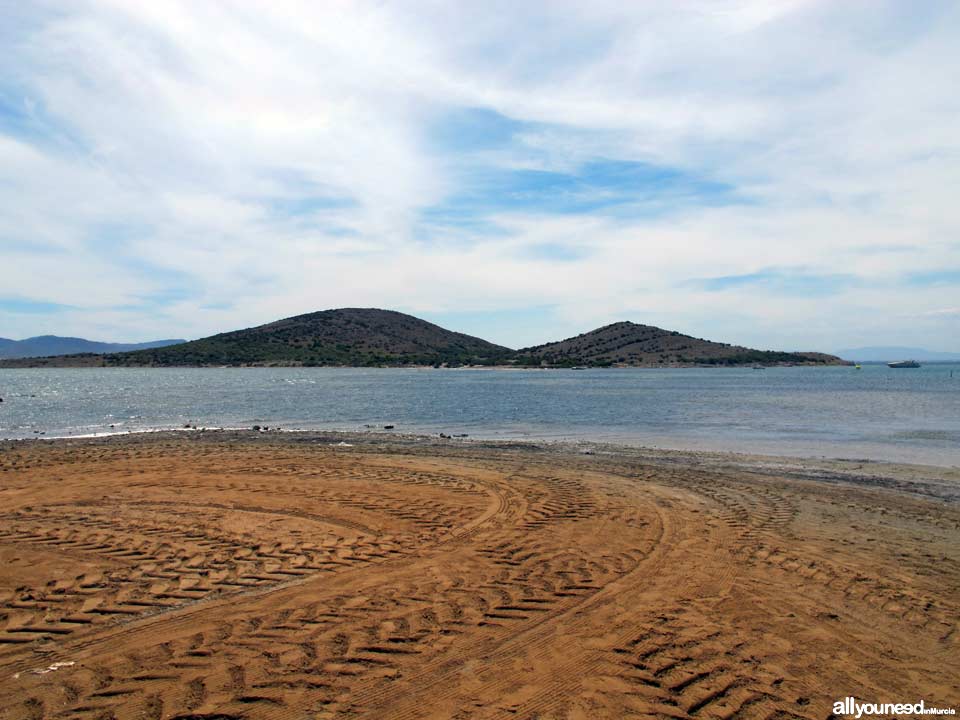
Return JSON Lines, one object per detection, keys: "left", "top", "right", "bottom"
{"left": 887, "top": 360, "right": 920, "bottom": 368}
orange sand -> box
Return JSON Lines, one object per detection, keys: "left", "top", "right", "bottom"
{"left": 0, "top": 433, "right": 957, "bottom": 719}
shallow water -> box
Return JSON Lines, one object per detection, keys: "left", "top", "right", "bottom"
{"left": 1, "top": 365, "right": 959, "bottom": 465}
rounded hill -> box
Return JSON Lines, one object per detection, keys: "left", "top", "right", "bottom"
{"left": 106, "top": 308, "right": 515, "bottom": 367}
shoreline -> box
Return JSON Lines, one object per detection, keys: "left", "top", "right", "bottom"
{"left": 6, "top": 365, "right": 956, "bottom": 466}
{"left": 6, "top": 428, "right": 959, "bottom": 502}
{"left": 1, "top": 360, "right": 853, "bottom": 369}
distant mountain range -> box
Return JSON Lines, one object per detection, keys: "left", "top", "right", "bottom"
{"left": 0, "top": 335, "right": 185, "bottom": 360}
{"left": 0, "top": 309, "right": 847, "bottom": 368}
{"left": 836, "top": 346, "right": 960, "bottom": 362}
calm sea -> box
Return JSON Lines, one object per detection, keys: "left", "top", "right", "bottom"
{"left": 1, "top": 365, "right": 958, "bottom": 466}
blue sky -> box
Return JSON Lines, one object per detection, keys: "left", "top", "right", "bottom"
{"left": 1, "top": 1, "right": 959, "bottom": 351}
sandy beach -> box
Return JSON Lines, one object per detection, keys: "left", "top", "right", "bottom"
{"left": 0, "top": 431, "right": 957, "bottom": 719}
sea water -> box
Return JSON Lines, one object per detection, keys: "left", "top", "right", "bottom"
{"left": 1, "top": 365, "right": 958, "bottom": 466}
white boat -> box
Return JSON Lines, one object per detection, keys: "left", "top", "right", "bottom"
{"left": 887, "top": 360, "right": 920, "bottom": 368}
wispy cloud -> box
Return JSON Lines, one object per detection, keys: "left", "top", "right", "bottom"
{"left": 692, "top": 268, "right": 858, "bottom": 296}
{"left": 911, "top": 307, "right": 960, "bottom": 318}
{"left": 1, "top": 1, "right": 959, "bottom": 350}
{"left": 904, "top": 270, "right": 960, "bottom": 287}
{"left": 693, "top": 266, "right": 960, "bottom": 296}
{"left": 0, "top": 298, "right": 75, "bottom": 314}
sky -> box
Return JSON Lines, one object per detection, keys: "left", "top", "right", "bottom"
{"left": 2, "top": 1, "right": 958, "bottom": 352}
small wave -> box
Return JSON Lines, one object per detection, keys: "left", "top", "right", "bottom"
{"left": 887, "top": 429, "right": 960, "bottom": 442}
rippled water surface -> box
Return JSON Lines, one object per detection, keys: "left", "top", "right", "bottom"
{"left": 1, "top": 365, "right": 958, "bottom": 465}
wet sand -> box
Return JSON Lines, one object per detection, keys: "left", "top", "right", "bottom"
{"left": 0, "top": 431, "right": 957, "bottom": 719}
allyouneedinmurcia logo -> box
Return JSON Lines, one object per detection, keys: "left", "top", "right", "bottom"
{"left": 834, "top": 697, "right": 956, "bottom": 717}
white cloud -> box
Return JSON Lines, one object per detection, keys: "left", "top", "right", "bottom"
{"left": 1, "top": 1, "right": 958, "bottom": 350}
{"left": 910, "top": 307, "right": 960, "bottom": 318}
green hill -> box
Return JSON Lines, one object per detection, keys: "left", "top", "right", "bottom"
{"left": 0, "top": 310, "right": 847, "bottom": 368}
{"left": 517, "top": 321, "right": 844, "bottom": 367}
{"left": 103, "top": 308, "right": 513, "bottom": 367}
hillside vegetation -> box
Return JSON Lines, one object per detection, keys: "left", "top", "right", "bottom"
{"left": 518, "top": 321, "right": 841, "bottom": 367}
{"left": 103, "top": 308, "right": 513, "bottom": 367}
{"left": 0, "top": 310, "right": 847, "bottom": 368}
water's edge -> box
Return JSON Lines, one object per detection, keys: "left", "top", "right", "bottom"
{"left": 2, "top": 365, "right": 958, "bottom": 466}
